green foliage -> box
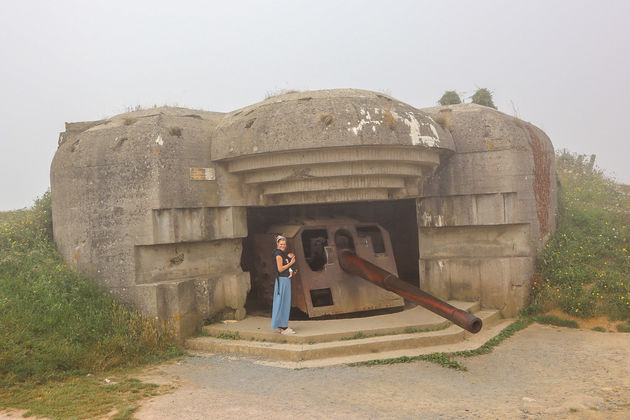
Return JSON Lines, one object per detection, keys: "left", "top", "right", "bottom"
{"left": 0, "top": 192, "right": 181, "bottom": 386}
{"left": 349, "top": 318, "right": 532, "bottom": 370}
{"left": 471, "top": 88, "right": 497, "bottom": 109}
{"left": 0, "top": 376, "right": 161, "bottom": 420}
{"left": 215, "top": 331, "right": 240, "bottom": 340}
{"left": 590, "top": 326, "right": 606, "bottom": 332}
{"left": 340, "top": 332, "right": 366, "bottom": 340}
{"left": 348, "top": 352, "right": 466, "bottom": 370}
{"left": 438, "top": 90, "right": 461, "bottom": 105}
{"left": 617, "top": 322, "right": 630, "bottom": 332}
{"left": 450, "top": 317, "right": 533, "bottom": 358}
{"left": 533, "top": 315, "right": 579, "bottom": 328}
{"left": 531, "top": 150, "right": 630, "bottom": 320}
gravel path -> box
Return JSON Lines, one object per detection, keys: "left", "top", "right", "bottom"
{"left": 135, "top": 324, "right": 630, "bottom": 419}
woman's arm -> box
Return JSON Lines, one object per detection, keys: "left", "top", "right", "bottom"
{"left": 276, "top": 254, "right": 295, "bottom": 273}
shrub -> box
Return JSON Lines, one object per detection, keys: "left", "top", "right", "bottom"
{"left": 471, "top": 88, "right": 497, "bottom": 109}
{"left": 438, "top": 91, "right": 461, "bottom": 105}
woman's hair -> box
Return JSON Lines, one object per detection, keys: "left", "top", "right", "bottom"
{"left": 275, "top": 235, "right": 286, "bottom": 243}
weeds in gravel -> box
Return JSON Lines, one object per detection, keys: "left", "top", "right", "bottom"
{"left": 349, "top": 353, "right": 466, "bottom": 370}
{"left": 532, "top": 314, "right": 579, "bottom": 328}
{"left": 590, "top": 326, "right": 606, "bottom": 332}
{"left": 348, "top": 318, "right": 533, "bottom": 370}
{"left": 340, "top": 332, "right": 366, "bottom": 340}
{"left": 616, "top": 322, "right": 630, "bottom": 332}
{"left": 215, "top": 332, "right": 241, "bottom": 340}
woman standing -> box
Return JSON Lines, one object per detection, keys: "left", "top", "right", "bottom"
{"left": 271, "top": 235, "right": 296, "bottom": 334}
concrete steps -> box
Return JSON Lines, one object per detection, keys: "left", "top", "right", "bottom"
{"left": 186, "top": 302, "right": 508, "bottom": 366}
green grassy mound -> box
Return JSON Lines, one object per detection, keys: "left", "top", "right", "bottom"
{"left": 530, "top": 150, "right": 630, "bottom": 320}
{"left": 0, "top": 192, "right": 180, "bottom": 386}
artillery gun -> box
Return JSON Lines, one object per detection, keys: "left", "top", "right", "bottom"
{"left": 250, "top": 218, "right": 481, "bottom": 333}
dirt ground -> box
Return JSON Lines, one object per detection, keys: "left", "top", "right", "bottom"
{"left": 132, "top": 324, "right": 629, "bottom": 420}
{"left": 2, "top": 323, "right": 629, "bottom": 420}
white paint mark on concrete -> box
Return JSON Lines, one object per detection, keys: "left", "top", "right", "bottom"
{"left": 348, "top": 109, "right": 382, "bottom": 135}
{"left": 392, "top": 111, "right": 440, "bottom": 147}
{"left": 421, "top": 211, "right": 432, "bottom": 226}
{"left": 403, "top": 112, "right": 422, "bottom": 145}
{"left": 429, "top": 124, "right": 439, "bottom": 138}
{"left": 155, "top": 135, "right": 163, "bottom": 146}
{"left": 419, "top": 136, "right": 439, "bottom": 147}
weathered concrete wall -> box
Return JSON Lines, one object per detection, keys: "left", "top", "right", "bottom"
{"left": 51, "top": 107, "right": 250, "bottom": 338}
{"left": 419, "top": 105, "right": 557, "bottom": 316}
{"left": 211, "top": 89, "right": 455, "bottom": 206}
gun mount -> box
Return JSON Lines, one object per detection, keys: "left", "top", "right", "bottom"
{"left": 249, "top": 218, "right": 482, "bottom": 333}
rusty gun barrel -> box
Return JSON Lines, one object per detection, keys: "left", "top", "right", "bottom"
{"left": 338, "top": 250, "right": 482, "bottom": 333}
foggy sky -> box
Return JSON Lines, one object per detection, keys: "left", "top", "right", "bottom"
{"left": 1, "top": 0, "right": 629, "bottom": 211}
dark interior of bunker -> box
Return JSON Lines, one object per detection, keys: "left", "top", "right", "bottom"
{"left": 241, "top": 199, "right": 419, "bottom": 317}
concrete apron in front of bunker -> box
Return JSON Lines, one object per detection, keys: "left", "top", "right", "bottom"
{"left": 186, "top": 302, "right": 508, "bottom": 368}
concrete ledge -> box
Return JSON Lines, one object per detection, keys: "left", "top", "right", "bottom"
{"left": 185, "top": 302, "right": 502, "bottom": 363}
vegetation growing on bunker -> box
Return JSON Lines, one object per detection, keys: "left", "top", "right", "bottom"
{"left": 434, "top": 108, "right": 452, "bottom": 131}
{"left": 471, "top": 88, "right": 497, "bottom": 109}
{"left": 383, "top": 110, "right": 397, "bottom": 130}
{"left": 530, "top": 150, "right": 630, "bottom": 320}
{"left": 123, "top": 116, "right": 138, "bottom": 126}
{"left": 438, "top": 90, "right": 462, "bottom": 105}
{"left": 168, "top": 125, "right": 183, "bottom": 137}
{"left": 319, "top": 113, "right": 334, "bottom": 127}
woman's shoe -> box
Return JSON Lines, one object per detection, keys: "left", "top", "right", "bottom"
{"left": 280, "top": 328, "right": 296, "bottom": 335}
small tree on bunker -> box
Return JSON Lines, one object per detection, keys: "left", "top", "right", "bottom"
{"left": 471, "top": 88, "right": 497, "bottom": 109}
{"left": 438, "top": 90, "right": 462, "bottom": 105}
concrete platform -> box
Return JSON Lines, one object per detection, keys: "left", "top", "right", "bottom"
{"left": 186, "top": 301, "right": 507, "bottom": 366}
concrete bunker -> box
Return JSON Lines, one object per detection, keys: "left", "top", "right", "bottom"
{"left": 50, "top": 89, "right": 557, "bottom": 339}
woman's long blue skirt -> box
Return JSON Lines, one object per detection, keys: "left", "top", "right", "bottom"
{"left": 271, "top": 276, "right": 291, "bottom": 329}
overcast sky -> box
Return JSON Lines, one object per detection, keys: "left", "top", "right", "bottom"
{"left": 1, "top": 0, "right": 629, "bottom": 211}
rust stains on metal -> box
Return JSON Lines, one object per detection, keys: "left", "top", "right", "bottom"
{"left": 338, "top": 250, "right": 482, "bottom": 333}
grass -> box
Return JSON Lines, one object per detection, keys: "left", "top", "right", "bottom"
{"left": 617, "top": 322, "right": 630, "bottom": 332}
{"left": 0, "top": 376, "right": 166, "bottom": 420}
{"left": 529, "top": 150, "right": 630, "bottom": 321}
{"left": 215, "top": 331, "right": 240, "bottom": 340}
{"left": 264, "top": 89, "right": 300, "bottom": 99}
{"left": 167, "top": 125, "right": 182, "bottom": 137}
{"left": 319, "top": 113, "right": 334, "bottom": 127}
{"left": 0, "top": 192, "right": 181, "bottom": 417}
{"left": 348, "top": 318, "right": 532, "bottom": 370}
{"left": 383, "top": 110, "right": 396, "bottom": 130}
{"left": 532, "top": 314, "right": 579, "bottom": 328}
{"left": 122, "top": 116, "right": 137, "bottom": 126}
{"left": 340, "top": 332, "right": 366, "bottom": 341}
